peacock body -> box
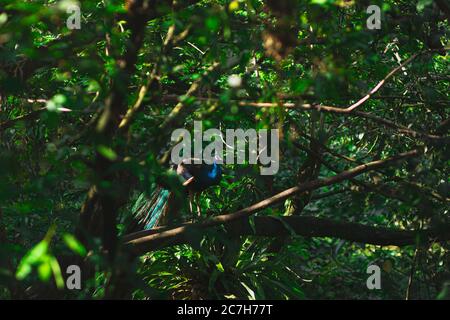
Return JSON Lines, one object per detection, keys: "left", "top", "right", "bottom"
{"left": 130, "top": 159, "right": 222, "bottom": 231}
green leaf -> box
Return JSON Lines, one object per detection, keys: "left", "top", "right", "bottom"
{"left": 49, "top": 257, "right": 64, "bottom": 289}
{"left": 22, "top": 241, "right": 48, "bottom": 266}
{"left": 16, "top": 240, "right": 48, "bottom": 280}
{"left": 38, "top": 260, "right": 52, "bottom": 282}
{"left": 15, "top": 263, "right": 32, "bottom": 281}
{"left": 240, "top": 282, "right": 256, "bottom": 300}
{"left": 63, "top": 233, "right": 87, "bottom": 257}
{"left": 0, "top": 13, "right": 8, "bottom": 27}
{"left": 291, "top": 79, "right": 311, "bottom": 94}
{"left": 205, "top": 16, "right": 220, "bottom": 32}
{"left": 216, "top": 262, "right": 225, "bottom": 272}
{"left": 416, "top": 0, "right": 433, "bottom": 12}
{"left": 53, "top": 94, "right": 67, "bottom": 105}
{"left": 97, "top": 145, "right": 118, "bottom": 161}
{"left": 311, "top": 0, "right": 329, "bottom": 5}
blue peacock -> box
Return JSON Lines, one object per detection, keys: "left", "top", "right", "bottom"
{"left": 130, "top": 158, "right": 222, "bottom": 231}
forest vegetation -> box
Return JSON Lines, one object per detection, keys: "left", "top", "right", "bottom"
{"left": 0, "top": 0, "right": 449, "bottom": 299}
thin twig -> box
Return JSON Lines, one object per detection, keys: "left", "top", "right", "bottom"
{"left": 345, "top": 52, "right": 420, "bottom": 112}
{"left": 406, "top": 247, "right": 419, "bottom": 300}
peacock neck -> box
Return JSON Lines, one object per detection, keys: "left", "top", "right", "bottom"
{"left": 206, "top": 162, "right": 221, "bottom": 182}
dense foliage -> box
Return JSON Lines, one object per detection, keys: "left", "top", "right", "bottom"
{"left": 0, "top": 0, "right": 448, "bottom": 299}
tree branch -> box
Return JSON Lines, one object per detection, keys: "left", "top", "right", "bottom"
{"left": 124, "top": 149, "right": 421, "bottom": 253}
{"left": 160, "top": 95, "right": 448, "bottom": 143}
{"left": 77, "top": 0, "right": 155, "bottom": 254}
{"left": 123, "top": 215, "right": 450, "bottom": 254}
{"left": 344, "top": 53, "right": 420, "bottom": 112}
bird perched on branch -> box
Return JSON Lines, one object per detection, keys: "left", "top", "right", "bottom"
{"left": 130, "top": 158, "right": 222, "bottom": 231}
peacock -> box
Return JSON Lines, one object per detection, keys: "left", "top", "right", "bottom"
{"left": 129, "top": 158, "right": 222, "bottom": 231}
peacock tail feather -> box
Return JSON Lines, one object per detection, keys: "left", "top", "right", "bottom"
{"left": 131, "top": 186, "right": 171, "bottom": 230}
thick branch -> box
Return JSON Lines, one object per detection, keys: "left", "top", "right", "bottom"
{"left": 292, "top": 141, "right": 409, "bottom": 203}
{"left": 123, "top": 215, "right": 450, "bottom": 254}
{"left": 125, "top": 149, "right": 421, "bottom": 253}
